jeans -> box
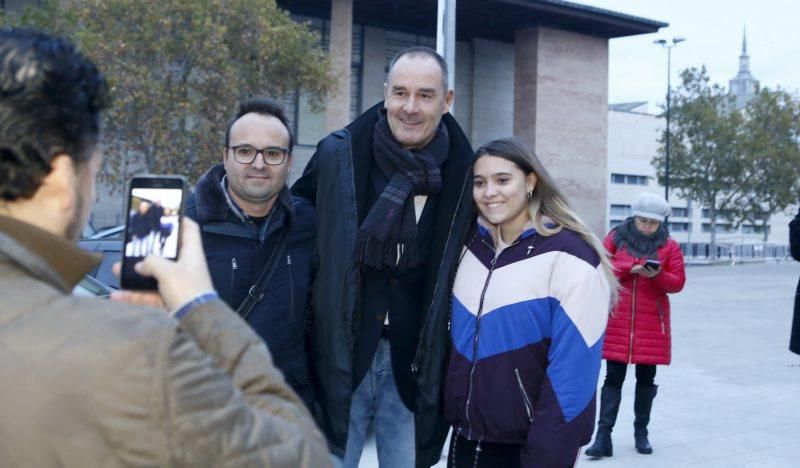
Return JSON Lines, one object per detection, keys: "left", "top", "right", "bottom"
{"left": 603, "top": 360, "right": 657, "bottom": 389}
{"left": 343, "top": 338, "right": 415, "bottom": 468}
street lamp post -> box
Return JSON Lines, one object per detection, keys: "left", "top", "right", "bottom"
{"left": 653, "top": 37, "right": 686, "bottom": 202}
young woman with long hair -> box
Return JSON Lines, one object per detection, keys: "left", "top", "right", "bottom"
{"left": 444, "top": 137, "right": 616, "bottom": 467}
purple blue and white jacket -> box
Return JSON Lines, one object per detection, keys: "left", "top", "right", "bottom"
{"left": 444, "top": 219, "right": 610, "bottom": 467}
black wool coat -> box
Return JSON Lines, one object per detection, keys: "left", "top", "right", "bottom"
{"left": 292, "top": 102, "right": 475, "bottom": 467}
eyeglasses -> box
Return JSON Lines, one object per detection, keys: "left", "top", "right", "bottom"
{"left": 228, "top": 145, "right": 290, "bottom": 165}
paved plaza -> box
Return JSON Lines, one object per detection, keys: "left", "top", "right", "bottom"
{"left": 359, "top": 261, "right": 800, "bottom": 467}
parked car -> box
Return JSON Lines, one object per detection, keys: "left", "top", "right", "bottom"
{"left": 76, "top": 224, "right": 123, "bottom": 292}
{"left": 73, "top": 274, "right": 116, "bottom": 298}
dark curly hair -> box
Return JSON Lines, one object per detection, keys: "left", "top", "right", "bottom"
{"left": 0, "top": 28, "right": 109, "bottom": 201}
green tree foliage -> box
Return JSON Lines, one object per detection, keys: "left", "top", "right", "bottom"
{"left": 654, "top": 67, "right": 744, "bottom": 259}
{"left": 734, "top": 89, "right": 800, "bottom": 241}
{"left": 3, "top": 0, "right": 331, "bottom": 189}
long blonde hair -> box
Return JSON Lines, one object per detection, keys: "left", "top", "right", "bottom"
{"left": 474, "top": 137, "right": 618, "bottom": 303}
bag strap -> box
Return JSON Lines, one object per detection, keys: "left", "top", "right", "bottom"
{"left": 236, "top": 227, "right": 289, "bottom": 320}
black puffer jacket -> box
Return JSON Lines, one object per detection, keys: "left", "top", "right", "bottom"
{"left": 187, "top": 164, "right": 316, "bottom": 409}
{"left": 292, "top": 102, "right": 474, "bottom": 467}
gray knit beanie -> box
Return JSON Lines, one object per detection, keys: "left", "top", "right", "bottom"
{"left": 631, "top": 192, "right": 671, "bottom": 222}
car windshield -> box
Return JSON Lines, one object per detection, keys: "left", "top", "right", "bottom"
{"left": 89, "top": 225, "right": 124, "bottom": 240}
{"left": 81, "top": 224, "right": 96, "bottom": 238}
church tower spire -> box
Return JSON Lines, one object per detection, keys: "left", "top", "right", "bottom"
{"left": 739, "top": 26, "right": 750, "bottom": 73}
{"left": 729, "top": 26, "right": 759, "bottom": 110}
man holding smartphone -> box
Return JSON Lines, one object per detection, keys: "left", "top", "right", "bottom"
{"left": 0, "top": 28, "right": 329, "bottom": 467}
{"left": 185, "top": 97, "right": 316, "bottom": 411}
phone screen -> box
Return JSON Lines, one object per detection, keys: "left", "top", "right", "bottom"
{"left": 121, "top": 177, "right": 185, "bottom": 289}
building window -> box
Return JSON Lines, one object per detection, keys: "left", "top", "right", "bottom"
{"left": 291, "top": 15, "right": 364, "bottom": 146}
{"left": 610, "top": 204, "right": 632, "bottom": 217}
{"left": 742, "top": 224, "right": 766, "bottom": 234}
{"left": 296, "top": 93, "right": 327, "bottom": 146}
{"left": 671, "top": 207, "right": 689, "bottom": 218}
{"left": 610, "top": 220, "right": 623, "bottom": 229}
{"left": 702, "top": 223, "right": 736, "bottom": 233}
{"left": 701, "top": 208, "right": 734, "bottom": 219}
{"left": 384, "top": 30, "right": 436, "bottom": 70}
{"left": 610, "top": 173, "right": 648, "bottom": 185}
{"left": 668, "top": 222, "right": 690, "bottom": 232}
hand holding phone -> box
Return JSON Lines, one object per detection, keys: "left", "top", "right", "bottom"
{"left": 121, "top": 176, "right": 186, "bottom": 290}
{"left": 113, "top": 218, "right": 215, "bottom": 311}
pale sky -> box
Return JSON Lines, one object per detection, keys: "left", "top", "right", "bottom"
{"left": 578, "top": 0, "right": 800, "bottom": 112}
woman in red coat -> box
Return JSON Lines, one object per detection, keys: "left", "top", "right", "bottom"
{"left": 586, "top": 192, "right": 686, "bottom": 459}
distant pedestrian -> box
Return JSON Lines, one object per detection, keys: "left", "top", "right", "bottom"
{"left": 157, "top": 221, "right": 173, "bottom": 255}
{"left": 444, "top": 138, "right": 615, "bottom": 467}
{"left": 788, "top": 208, "right": 800, "bottom": 355}
{"left": 146, "top": 199, "right": 165, "bottom": 252}
{"left": 129, "top": 201, "right": 151, "bottom": 256}
{"left": 586, "top": 192, "right": 686, "bottom": 459}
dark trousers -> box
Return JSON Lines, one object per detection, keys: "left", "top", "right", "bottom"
{"left": 448, "top": 435, "right": 522, "bottom": 468}
{"left": 603, "top": 360, "right": 656, "bottom": 389}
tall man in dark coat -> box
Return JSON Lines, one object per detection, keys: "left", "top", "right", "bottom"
{"left": 186, "top": 98, "right": 316, "bottom": 409}
{"left": 293, "top": 47, "right": 475, "bottom": 467}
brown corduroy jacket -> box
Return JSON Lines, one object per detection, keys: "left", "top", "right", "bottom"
{"left": 0, "top": 216, "right": 331, "bottom": 467}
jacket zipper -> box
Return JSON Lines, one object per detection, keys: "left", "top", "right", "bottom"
{"left": 465, "top": 253, "right": 499, "bottom": 439}
{"left": 657, "top": 299, "right": 665, "bottom": 334}
{"left": 287, "top": 254, "right": 294, "bottom": 318}
{"left": 411, "top": 168, "right": 472, "bottom": 374}
{"left": 514, "top": 368, "right": 534, "bottom": 423}
{"left": 628, "top": 275, "right": 638, "bottom": 362}
{"left": 230, "top": 257, "right": 238, "bottom": 300}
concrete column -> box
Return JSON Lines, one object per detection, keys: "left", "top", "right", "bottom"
{"left": 360, "top": 26, "right": 386, "bottom": 110}
{"left": 514, "top": 27, "right": 609, "bottom": 237}
{"left": 325, "top": 0, "right": 353, "bottom": 132}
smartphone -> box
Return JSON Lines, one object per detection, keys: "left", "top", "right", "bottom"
{"left": 644, "top": 259, "right": 661, "bottom": 270}
{"left": 120, "top": 176, "right": 186, "bottom": 290}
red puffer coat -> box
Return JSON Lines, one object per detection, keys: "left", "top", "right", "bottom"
{"left": 602, "top": 231, "right": 686, "bottom": 365}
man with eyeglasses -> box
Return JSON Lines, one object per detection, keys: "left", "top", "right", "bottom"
{"left": 186, "top": 97, "right": 316, "bottom": 411}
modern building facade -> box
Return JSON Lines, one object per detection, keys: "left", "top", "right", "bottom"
{"left": 4, "top": 0, "right": 667, "bottom": 235}
{"left": 607, "top": 34, "right": 790, "bottom": 261}
{"left": 275, "top": 0, "right": 665, "bottom": 237}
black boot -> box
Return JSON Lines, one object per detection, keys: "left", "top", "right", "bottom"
{"left": 634, "top": 384, "right": 658, "bottom": 454}
{"left": 585, "top": 386, "right": 622, "bottom": 458}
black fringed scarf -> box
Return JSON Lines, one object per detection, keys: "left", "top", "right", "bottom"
{"left": 614, "top": 217, "right": 669, "bottom": 258}
{"left": 354, "top": 111, "right": 449, "bottom": 271}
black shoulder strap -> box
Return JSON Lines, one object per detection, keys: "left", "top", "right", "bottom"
{"left": 236, "top": 228, "right": 289, "bottom": 320}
